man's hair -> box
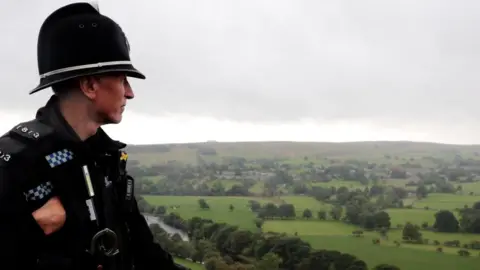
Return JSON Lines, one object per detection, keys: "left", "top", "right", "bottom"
{"left": 51, "top": 79, "right": 80, "bottom": 98}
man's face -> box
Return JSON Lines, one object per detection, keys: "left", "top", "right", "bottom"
{"left": 87, "top": 73, "right": 135, "bottom": 124}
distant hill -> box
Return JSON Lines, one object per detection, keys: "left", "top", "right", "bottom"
{"left": 125, "top": 141, "right": 480, "bottom": 166}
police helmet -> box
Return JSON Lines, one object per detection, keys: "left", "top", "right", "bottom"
{"left": 30, "top": 2, "right": 145, "bottom": 95}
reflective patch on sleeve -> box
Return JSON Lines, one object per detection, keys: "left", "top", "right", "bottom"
{"left": 24, "top": 181, "right": 53, "bottom": 201}
{"left": 45, "top": 149, "right": 74, "bottom": 168}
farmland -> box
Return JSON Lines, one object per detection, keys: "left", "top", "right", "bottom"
{"left": 129, "top": 141, "right": 480, "bottom": 269}
{"left": 147, "top": 195, "right": 480, "bottom": 270}
{"left": 144, "top": 195, "right": 272, "bottom": 231}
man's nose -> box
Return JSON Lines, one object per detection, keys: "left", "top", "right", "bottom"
{"left": 125, "top": 85, "right": 135, "bottom": 99}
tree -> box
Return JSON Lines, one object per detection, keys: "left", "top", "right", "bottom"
{"left": 254, "top": 218, "right": 264, "bottom": 230}
{"left": 210, "top": 181, "right": 226, "bottom": 195}
{"left": 155, "top": 205, "right": 167, "bottom": 216}
{"left": 229, "top": 204, "right": 235, "bottom": 212}
{"left": 433, "top": 210, "right": 459, "bottom": 232}
{"left": 317, "top": 210, "right": 327, "bottom": 220}
{"left": 223, "top": 230, "right": 254, "bottom": 255}
{"left": 278, "top": 204, "right": 296, "bottom": 219}
{"left": 473, "top": 201, "right": 480, "bottom": 210}
{"left": 459, "top": 207, "right": 480, "bottom": 233}
{"left": 297, "top": 250, "right": 367, "bottom": 270}
{"left": 416, "top": 185, "right": 428, "bottom": 199}
{"left": 303, "top": 209, "right": 312, "bottom": 219}
{"left": 374, "top": 211, "right": 391, "bottom": 229}
{"left": 330, "top": 205, "right": 343, "bottom": 220}
{"left": 258, "top": 203, "right": 279, "bottom": 219}
{"left": 249, "top": 200, "right": 261, "bottom": 212}
{"left": 255, "top": 252, "right": 282, "bottom": 270}
{"left": 402, "top": 222, "right": 422, "bottom": 242}
{"left": 198, "top": 199, "right": 210, "bottom": 210}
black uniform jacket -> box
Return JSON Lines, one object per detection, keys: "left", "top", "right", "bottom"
{"left": 0, "top": 96, "right": 186, "bottom": 270}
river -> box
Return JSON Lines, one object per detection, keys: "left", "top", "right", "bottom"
{"left": 144, "top": 214, "right": 190, "bottom": 242}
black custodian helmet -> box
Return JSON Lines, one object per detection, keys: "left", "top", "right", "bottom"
{"left": 30, "top": 2, "right": 145, "bottom": 94}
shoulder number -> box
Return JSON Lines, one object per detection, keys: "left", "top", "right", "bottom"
{"left": 9, "top": 119, "right": 53, "bottom": 141}
{"left": 0, "top": 149, "right": 11, "bottom": 163}
{"left": 13, "top": 124, "right": 40, "bottom": 139}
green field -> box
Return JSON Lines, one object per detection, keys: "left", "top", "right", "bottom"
{"left": 144, "top": 195, "right": 272, "bottom": 230}
{"left": 248, "top": 182, "right": 264, "bottom": 194}
{"left": 411, "top": 194, "right": 480, "bottom": 211}
{"left": 263, "top": 220, "right": 360, "bottom": 236}
{"left": 386, "top": 208, "right": 437, "bottom": 226}
{"left": 147, "top": 194, "right": 480, "bottom": 270}
{"left": 130, "top": 140, "right": 480, "bottom": 269}
{"left": 264, "top": 219, "right": 480, "bottom": 245}
{"left": 264, "top": 219, "right": 480, "bottom": 270}
{"left": 310, "top": 179, "right": 416, "bottom": 192}
{"left": 174, "top": 258, "right": 204, "bottom": 270}
{"left": 279, "top": 195, "right": 333, "bottom": 216}
{"left": 457, "top": 182, "right": 480, "bottom": 194}
{"left": 304, "top": 235, "right": 480, "bottom": 270}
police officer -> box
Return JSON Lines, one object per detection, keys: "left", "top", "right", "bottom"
{"left": 0, "top": 2, "right": 189, "bottom": 270}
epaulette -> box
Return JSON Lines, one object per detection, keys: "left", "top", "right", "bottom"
{"left": 0, "top": 119, "right": 54, "bottom": 166}
{"left": 9, "top": 119, "right": 54, "bottom": 142}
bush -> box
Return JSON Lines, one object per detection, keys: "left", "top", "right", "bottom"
{"left": 458, "top": 249, "right": 470, "bottom": 257}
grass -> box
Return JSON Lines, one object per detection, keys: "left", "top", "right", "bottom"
{"left": 389, "top": 229, "right": 480, "bottom": 246}
{"left": 145, "top": 195, "right": 333, "bottom": 225}
{"left": 304, "top": 234, "right": 480, "bottom": 270}
{"left": 412, "top": 194, "right": 480, "bottom": 211}
{"left": 279, "top": 195, "right": 333, "bottom": 216}
{"left": 309, "top": 178, "right": 415, "bottom": 192}
{"left": 143, "top": 192, "right": 480, "bottom": 269}
{"left": 249, "top": 182, "right": 264, "bottom": 194}
{"left": 264, "top": 219, "right": 480, "bottom": 245}
{"left": 264, "top": 219, "right": 480, "bottom": 270}
{"left": 174, "top": 258, "right": 204, "bottom": 270}
{"left": 263, "top": 220, "right": 359, "bottom": 236}
{"left": 457, "top": 182, "right": 480, "bottom": 194}
{"left": 144, "top": 195, "right": 272, "bottom": 230}
{"left": 386, "top": 208, "right": 437, "bottom": 226}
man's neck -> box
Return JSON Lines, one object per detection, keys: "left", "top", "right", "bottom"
{"left": 58, "top": 98, "right": 100, "bottom": 141}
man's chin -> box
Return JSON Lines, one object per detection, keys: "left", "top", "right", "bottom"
{"left": 101, "top": 116, "right": 122, "bottom": 125}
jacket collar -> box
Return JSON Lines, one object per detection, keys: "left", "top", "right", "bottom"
{"left": 35, "top": 95, "right": 127, "bottom": 152}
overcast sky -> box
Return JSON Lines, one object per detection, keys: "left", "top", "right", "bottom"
{"left": 0, "top": 0, "right": 479, "bottom": 144}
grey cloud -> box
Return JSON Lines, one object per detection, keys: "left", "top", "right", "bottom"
{"left": 0, "top": 0, "right": 479, "bottom": 127}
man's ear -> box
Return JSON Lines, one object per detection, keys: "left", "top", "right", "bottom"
{"left": 78, "top": 76, "right": 99, "bottom": 100}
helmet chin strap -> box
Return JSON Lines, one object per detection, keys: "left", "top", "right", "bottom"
{"left": 89, "top": 1, "right": 100, "bottom": 12}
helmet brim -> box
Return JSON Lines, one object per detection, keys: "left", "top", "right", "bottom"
{"left": 29, "top": 65, "right": 146, "bottom": 95}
